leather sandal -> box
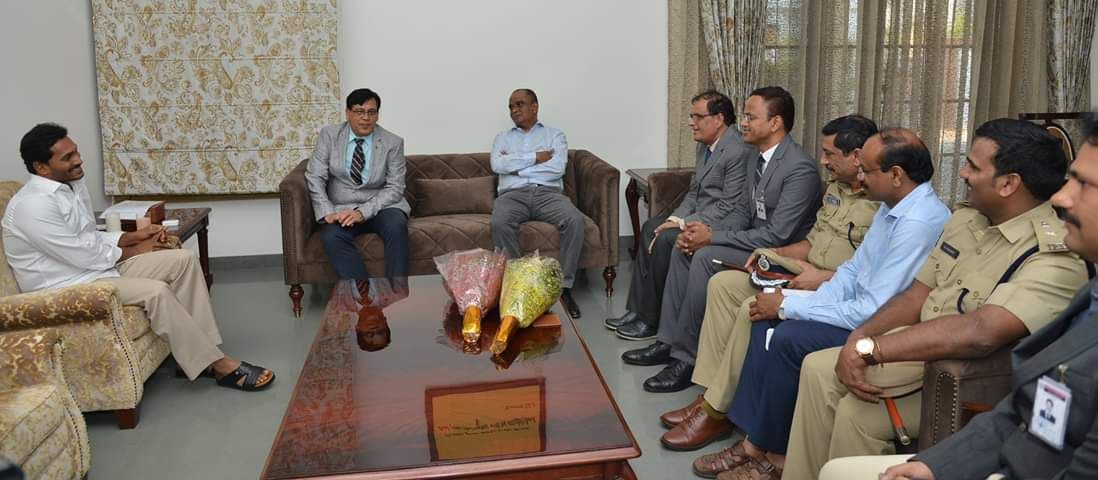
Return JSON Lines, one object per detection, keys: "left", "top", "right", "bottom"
{"left": 215, "top": 361, "right": 275, "bottom": 391}
{"left": 715, "top": 457, "right": 783, "bottom": 480}
{"left": 692, "top": 440, "right": 755, "bottom": 478}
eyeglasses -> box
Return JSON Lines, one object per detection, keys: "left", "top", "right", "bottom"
{"left": 349, "top": 108, "right": 379, "bottom": 118}
{"left": 689, "top": 113, "right": 718, "bottom": 122}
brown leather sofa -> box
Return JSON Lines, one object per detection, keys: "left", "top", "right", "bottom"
{"left": 280, "top": 150, "right": 620, "bottom": 315}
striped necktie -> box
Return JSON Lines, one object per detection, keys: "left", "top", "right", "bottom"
{"left": 351, "top": 138, "right": 366, "bottom": 185}
{"left": 754, "top": 155, "right": 766, "bottom": 188}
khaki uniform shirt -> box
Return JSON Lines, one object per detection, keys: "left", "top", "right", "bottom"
{"left": 915, "top": 202, "right": 1088, "bottom": 332}
{"left": 805, "top": 180, "right": 880, "bottom": 271}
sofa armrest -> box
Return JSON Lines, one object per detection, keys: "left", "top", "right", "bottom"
{"left": 0, "top": 328, "right": 61, "bottom": 390}
{"left": 917, "top": 345, "right": 1015, "bottom": 450}
{"left": 0, "top": 283, "right": 118, "bottom": 332}
{"left": 279, "top": 159, "right": 316, "bottom": 285}
{"left": 648, "top": 170, "right": 694, "bottom": 219}
{"left": 570, "top": 150, "right": 620, "bottom": 264}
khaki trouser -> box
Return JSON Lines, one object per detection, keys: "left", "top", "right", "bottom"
{"left": 783, "top": 347, "right": 923, "bottom": 480}
{"left": 819, "top": 455, "right": 1007, "bottom": 480}
{"left": 692, "top": 270, "right": 759, "bottom": 412}
{"left": 818, "top": 454, "right": 912, "bottom": 480}
{"left": 97, "top": 249, "right": 224, "bottom": 380}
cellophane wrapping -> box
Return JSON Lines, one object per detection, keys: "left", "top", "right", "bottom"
{"left": 434, "top": 248, "right": 507, "bottom": 340}
{"left": 499, "top": 254, "right": 564, "bottom": 328}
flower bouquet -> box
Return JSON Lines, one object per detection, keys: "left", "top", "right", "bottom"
{"left": 490, "top": 253, "right": 563, "bottom": 355}
{"left": 434, "top": 248, "right": 507, "bottom": 343}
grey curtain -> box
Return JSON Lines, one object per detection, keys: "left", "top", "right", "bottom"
{"left": 1047, "top": 0, "right": 1098, "bottom": 112}
{"left": 700, "top": 0, "right": 767, "bottom": 111}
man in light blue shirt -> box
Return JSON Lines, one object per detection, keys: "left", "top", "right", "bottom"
{"left": 490, "top": 88, "right": 585, "bottom": 318}
{"left": 709, "top": 129, "right": 951, "bottom": 477}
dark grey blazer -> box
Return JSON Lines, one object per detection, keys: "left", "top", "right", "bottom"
{"left": 672, "top": 126, "right": 755, "bottom": 226}
{"left": 917, "top": 279, "right": 1098, "bottom": 480}
{"left": 305, "top": 122, "right": 410, "bottom": 221}
{"left": 709, "top": 134, "right": 821, "bottom": 249}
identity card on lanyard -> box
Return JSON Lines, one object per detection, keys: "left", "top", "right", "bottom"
{"left": 1030, "top": 374, "right": 1072, "bottom": 450}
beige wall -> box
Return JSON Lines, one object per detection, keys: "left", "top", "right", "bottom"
{"left": 0, "top": 1, "right": 668, "bottom": 257}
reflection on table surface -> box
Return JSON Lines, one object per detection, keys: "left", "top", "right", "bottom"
{"left": 261, "top": 276, "right": 634, "bottom": 479}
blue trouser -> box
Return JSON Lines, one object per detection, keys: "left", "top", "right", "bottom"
{"left": 728, "top": 319, "right": 850, "bottom": 453}
{"left": 318, "top": 207, "right": 409, "bottom": 280}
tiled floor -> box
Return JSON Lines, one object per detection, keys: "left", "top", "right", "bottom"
{"left": 85, "top": 257, "right": 743, "bottom": 479}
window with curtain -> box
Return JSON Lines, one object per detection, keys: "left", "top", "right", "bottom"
{"left": 758, "top": 0, "right": 978, "bottom": 204}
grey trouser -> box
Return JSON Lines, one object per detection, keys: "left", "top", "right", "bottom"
{"left": 658, "top": 244, "right": 752, "bottom": 364}
{"left": 491, "top": 184, "right": 585, "bottom": 288}
{"left": 625, "top": 214, "right": 678, "bottom": 327}
{"left": 98, "top": 249, "right": 224, "bottom": 380}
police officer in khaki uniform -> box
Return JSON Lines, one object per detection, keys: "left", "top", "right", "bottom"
{"left": 782, "top": 118, "right": 1090, "bottom": 480}
{"left": 655, "top": 115, "right": 881, "bottom": 453}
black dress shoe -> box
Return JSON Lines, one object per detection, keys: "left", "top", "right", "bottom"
{"left": 605, "top": 311, "right": 638, "bottom": 331}
{"left": 643, "top": 359, "right": 695, "bottom": 393}
{"left": 561, "top": 288, "right": 581, "bottom": 319}
{"left": 622, "top": 341, "right": 672, "bottom": 366}
{"left": 616, "top": 318, "right": 658, "bottom": 341}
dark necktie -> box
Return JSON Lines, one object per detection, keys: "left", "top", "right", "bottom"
{"left": 754, "top": 155, "right": 766, "bottom": 187}
{"left": 704, "top": 148, "right": 712, "bottom": 163}
{"left": 351, "top": 138, "right": 366, "bottom": 185}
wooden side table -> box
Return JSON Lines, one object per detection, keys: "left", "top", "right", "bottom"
{"left": 165, "top": 208, "right": 213, "bottom": 288}
{"left": 625, "top": 168, "right": 689, "bottom": 259}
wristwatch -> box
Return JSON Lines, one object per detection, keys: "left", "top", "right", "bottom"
{"left": 854, "top": 337, "right": 880, "bottom": 366}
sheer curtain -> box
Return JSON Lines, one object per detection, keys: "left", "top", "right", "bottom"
{"left": 759, "top": 0, "right": 1044, "bottom": 205}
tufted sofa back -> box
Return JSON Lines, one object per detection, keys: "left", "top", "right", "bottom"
{"left": 402, "top": 152, "right": 585, "bottom": 211}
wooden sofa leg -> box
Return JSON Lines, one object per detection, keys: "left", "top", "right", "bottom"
{"left": 114, "top": 407, "right": 139, "bottom": 429}
{"left": 603, "top": 267, "right": 616, "bottom": 297}
{"left": 289, "top": 285, "right": 304, "bottom": 317}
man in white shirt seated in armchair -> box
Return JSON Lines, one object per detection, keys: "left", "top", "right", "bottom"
{"left": 2, "top": 123, "right": 274, "bottom": 391}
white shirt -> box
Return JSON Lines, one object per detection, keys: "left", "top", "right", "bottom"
{"left": 2, "top": 176, "right": 124, "bottom": 292}
{"left": 759, "top": 142, "right": 778, "bottom": 174}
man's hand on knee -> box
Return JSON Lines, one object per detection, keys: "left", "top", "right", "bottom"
{"left": 880, "top": 461, "right": 934, "bottom": 480}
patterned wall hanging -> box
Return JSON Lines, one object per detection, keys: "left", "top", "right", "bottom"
{"left": 91, "top": 0, "right": 340, "bottom": 194}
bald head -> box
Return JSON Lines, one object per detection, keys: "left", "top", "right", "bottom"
{"left": 873, "top": 128, "right": 934, "bottom": 184}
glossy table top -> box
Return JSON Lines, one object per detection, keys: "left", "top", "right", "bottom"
{"left": 261, "top": 277, "right": 638, "bottom": 479}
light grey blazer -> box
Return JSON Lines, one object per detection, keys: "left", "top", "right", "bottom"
{"left": 672, "top": 126, "right": 755, "bottom": 226}
{"left": 305, "top": 122, "right": 410, "bottom": 222}
{"left": 710, "top": 134, "right": 821, "bottom": 249}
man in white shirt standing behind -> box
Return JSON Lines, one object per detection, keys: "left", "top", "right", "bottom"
{"left": 2, "top": 123, "right": 274, "bottom": 391}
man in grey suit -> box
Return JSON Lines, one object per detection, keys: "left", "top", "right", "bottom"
{"left": 610, "top": 90, "right": 753, "bottom": 342}
{"left": 829, "top": 114, "right": 1098, "bottom": 480}
{"left": 627, "top": 86, "right": 822, "bottom": 392}
{"left": 306, "top": 88, "right": 410, "bottom": 294}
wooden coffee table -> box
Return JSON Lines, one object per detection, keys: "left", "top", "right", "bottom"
{"left": 261, "top": 277, "right": 640, "bottom": 479}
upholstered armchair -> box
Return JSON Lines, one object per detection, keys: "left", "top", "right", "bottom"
{"left": 0, "top": 181, "right": 171, "bottom": 429}
{"left": 0, "top": 328, "right": 90, "bottom": 479}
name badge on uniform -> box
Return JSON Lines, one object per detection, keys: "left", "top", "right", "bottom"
{"left": 1030, "top": 375, "right": 1071, "bottom": 450}
{"left": 755, "top": 192, "right": 767, "bottom": 221}
{"left": 825, "top": 194, "right": 840, "bottom": 206}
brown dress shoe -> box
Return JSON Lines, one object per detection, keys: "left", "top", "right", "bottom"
{"left": 660, "top": 407, "right": 732, "bottom": 451}
{"left": 692, "top": 440, "right": 755, "bottom": 478}
{"left": 715, "top": 457, "right": 782, "bottom": 480}
{"left": 659, "top": 395, "right": 703, "bottom": 428}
